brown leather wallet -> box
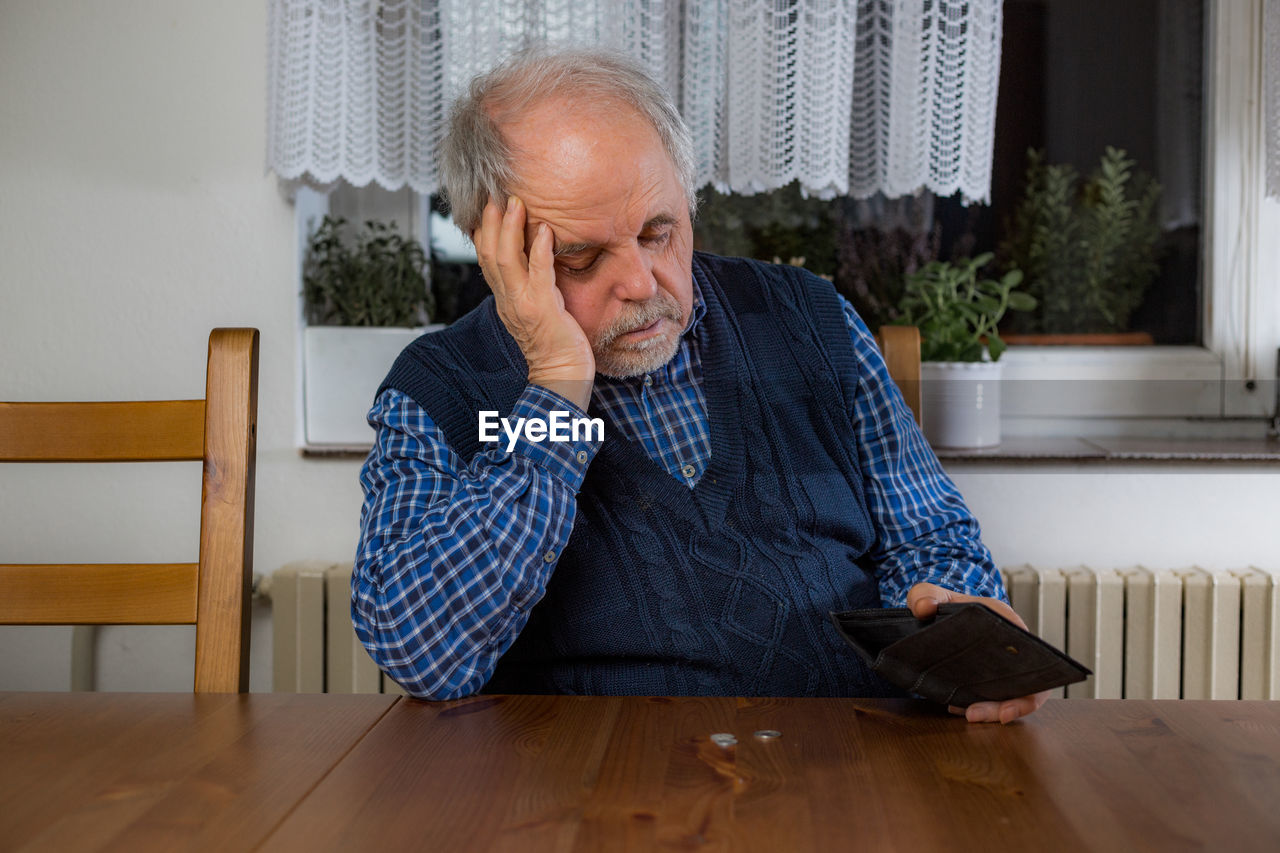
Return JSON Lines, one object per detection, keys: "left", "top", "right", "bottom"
{"left": 830, "top": 603, "right": 1091, "bottom": 706}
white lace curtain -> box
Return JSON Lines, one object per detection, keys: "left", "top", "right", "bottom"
{"left": 267, "top": 0, "right": 1005, "bottom": 202}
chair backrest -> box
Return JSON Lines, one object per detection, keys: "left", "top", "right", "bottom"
{"left": 874, "top": 325, "right": 922, "bottom": 426}
{"left": 0, "top": 328, "right": 259, "bottom": 692}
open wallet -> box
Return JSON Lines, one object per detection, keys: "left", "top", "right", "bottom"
{"left": 830, "top": 603, "right": 1091, "bottom": 707}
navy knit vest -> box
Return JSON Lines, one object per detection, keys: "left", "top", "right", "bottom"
{"left": 381, "top": 252, "right": 900, "bottom": 697}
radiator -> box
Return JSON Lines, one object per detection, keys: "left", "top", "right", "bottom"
{"left": 267, "top": 562, "right": 403, "bottom": 695}
{"left": 1003, "top": 565, "right": 1280, "bottom": 699}
{"left": 267, "top": 562, "right": 1279, "bottom": 699}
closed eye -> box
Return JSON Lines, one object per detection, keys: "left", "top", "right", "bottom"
{"left": 640, "top": 230, "right": 671, "bottom": 249}
{"left": 557, "top": 252, "right": 602, "bottom": 276}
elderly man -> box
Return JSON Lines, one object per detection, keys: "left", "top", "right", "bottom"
{"left": 354, "top": 48, "right": 1045, "bottom": 723}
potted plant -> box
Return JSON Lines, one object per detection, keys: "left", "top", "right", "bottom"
{"left": 998, "top": 147, "right": 1161, "bottom": 343}
{"left": 895, "top": 253, "right": 1036, "bottom": 448}
{"left": 302, "top": 216, "right": 440, "bottom": 446}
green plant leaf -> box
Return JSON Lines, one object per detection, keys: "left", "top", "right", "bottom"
{"left": 998, "top": 147, "right": 1161, "bottom": 333}
{"left": 974, "top": 296, "right": 1001, "bottom": 315}
{"left": 986, "top": 333, "right": 1007, "bottom": 362}
{"left": 897, "top": 255, "right": 1026, "bottom": 362}
{"left": 1006, "top": 291, "right": 1037, "bottom": 312}
{"left": 302, "top": 215, "right": 433, "bottom": 327}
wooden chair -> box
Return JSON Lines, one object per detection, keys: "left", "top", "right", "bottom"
{"left": 874, "top": 325, "right": 922, "bottom": 426}
{"left": 0, "top": 328, "right": 259, "bottom": 692}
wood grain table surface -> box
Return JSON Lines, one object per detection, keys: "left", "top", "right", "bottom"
{"left": 260, "top": 695, "right": 1280, "bottom": 852}
{"left": 4, "top": 693, "right": 1278, "bottom": 852}
{"left": 0, "top": 691, "right": 396, "bottom": 852}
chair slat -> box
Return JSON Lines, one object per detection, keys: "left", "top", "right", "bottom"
{"left": 0, "top": 563, "right": 199, "bottom": 624}
{"left": 0, "top": 401, "right": 205, "bottom": 461}
{"left": 875, "top": 326, "right": 923, "bottom": 426}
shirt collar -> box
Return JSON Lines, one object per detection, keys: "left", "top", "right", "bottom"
{"left": 684, "top": 269, "right": 707, "bottom": 336}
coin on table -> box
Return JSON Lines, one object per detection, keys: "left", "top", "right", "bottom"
{"left": 710, "top": 733, "right": 737, "bottom": 747}
{"left": 753, "top": 730, "right": 782, "bottom": 740}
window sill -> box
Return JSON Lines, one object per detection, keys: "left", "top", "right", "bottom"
{"left": 998, "top": 345, "right": 1226, "bottom": 419}
{"left": 936, "top": 436, "right": 1280, "bottom": 464}
{"left": 301, "top": 445, "right": 371, "bottom": 460}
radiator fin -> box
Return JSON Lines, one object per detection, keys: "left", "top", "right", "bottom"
{"left": 1179, "top": 568, "right": 1241, "bottom": 700}
{"left": 1237, "top": 567, "right": 1279, "bottom": 700}
{"left": 270, "top": 561, "right": 328, "bottom": 693}
{"left": 1117, "top": 567, "right": 1182, "bottom": 699}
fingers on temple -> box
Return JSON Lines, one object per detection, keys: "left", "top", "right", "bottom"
{"left": 494, "top": 196, "right": 528, "bottom": 280}
{"left": 476, "top": 200, "right": 503, "bottom": 265}
{"left": 527, "top": 223, "right": 553, "bottom": 280}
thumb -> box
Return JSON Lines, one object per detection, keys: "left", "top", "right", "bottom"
{"left": 906, "top": 582, "right": 954, "bottom": 620}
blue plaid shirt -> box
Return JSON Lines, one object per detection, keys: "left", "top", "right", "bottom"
{"left": 354, "top": 274, "right": 1005, "bottom": 699}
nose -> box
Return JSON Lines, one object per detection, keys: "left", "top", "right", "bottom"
{"left": 610, "top": 243, "right": 658, "bottom": 302}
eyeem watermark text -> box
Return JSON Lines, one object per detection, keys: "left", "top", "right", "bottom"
{"left": 478, "top": 410, "right": 604, "bottom": 452}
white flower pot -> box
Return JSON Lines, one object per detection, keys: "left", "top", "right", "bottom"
{"left": 303, "top": 325, "right": 444, "bottom": 446}
{"left": 920, "top": 360, "right": 1003, "bottom": 449}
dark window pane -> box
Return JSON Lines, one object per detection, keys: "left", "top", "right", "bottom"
{"left": 694, "top": 0, "right": 1204, "bottom": 345}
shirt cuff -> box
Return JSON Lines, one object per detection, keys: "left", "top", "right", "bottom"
{"left": 880, "top": 565, "right": 1009, "bottom": 608}
{"left": 486, "top": 384, "right": 603, "bottom": 492}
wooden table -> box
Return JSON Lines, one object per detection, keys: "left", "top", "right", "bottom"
{"left": 4, "top": 694, "right": 1279, "bottom": 851}
{"left": 262, "top": 696, "right": 1280, "bottom": 852}
{"left": 0, "top": 692, "right": 396, "bottom": 851}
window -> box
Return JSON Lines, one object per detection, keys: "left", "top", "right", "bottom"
{"left": 293, "top": 0, "right": 1277, "bottom": 448}
{"left": 688, "top": 0, "right": 1277, "bottom": 430}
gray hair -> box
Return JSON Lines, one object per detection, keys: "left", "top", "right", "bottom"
{"left": 438, "top": 46, "right": 698, "bottom": 235}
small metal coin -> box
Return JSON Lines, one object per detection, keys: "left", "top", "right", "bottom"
{"left": 710, "top": 733, "right": 737, "bottom": 747}
{"left": 753, "top": 730, "right": 783, "bottom": 740}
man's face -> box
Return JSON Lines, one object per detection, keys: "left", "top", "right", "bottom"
{"left": 502, "top": 99, "right": 695, "bottom": 379}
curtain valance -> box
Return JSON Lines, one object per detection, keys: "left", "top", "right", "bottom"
{"left": 267, "top": 0, "right": 1005, "bottom": 202}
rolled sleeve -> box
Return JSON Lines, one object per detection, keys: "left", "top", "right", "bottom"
{"left": 352, "top": 387, "right": 587, "bottom": 700}
{"left": 486, "top": 385, "right": 603, "bottom": 493}
{"left": 837, "top": 296, "right": 1008, "bottom": 607}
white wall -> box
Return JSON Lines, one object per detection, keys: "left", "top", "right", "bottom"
{"left": 1, "top": 2, "right": 1277, "bottom": 692}
{"left": 0, "top": 1, "right": 364, "bottom": 691}
{"left": 949, "top": 464, "right": 1280, "bottom": 571}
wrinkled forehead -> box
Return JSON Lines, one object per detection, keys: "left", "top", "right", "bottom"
{"left": 497, "top": 95, "right": 667, "bottom": 179}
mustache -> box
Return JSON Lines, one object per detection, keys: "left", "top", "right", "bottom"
{"left": 593, "top": 292, "right": 684, "bottom": 350}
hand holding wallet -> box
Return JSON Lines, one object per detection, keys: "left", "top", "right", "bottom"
{"left": 830, "top": 602, "right": 1090, "bottom": 707}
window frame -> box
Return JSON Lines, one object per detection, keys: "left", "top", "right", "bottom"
{"left": 1003, "top": 0, "right": 1277, "bottom": 431}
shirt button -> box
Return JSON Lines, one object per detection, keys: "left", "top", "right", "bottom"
{"left": 681, "top": 464, "right": 697, "bottom": 479}
{"left": 576, "top": 450, "right": 588, "bottom": 463}
{"left": 643, "top": 374, "right": 653, "bottom": 387}
{"left": 543, "top": 550, "right": 557, "bottom": 563}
